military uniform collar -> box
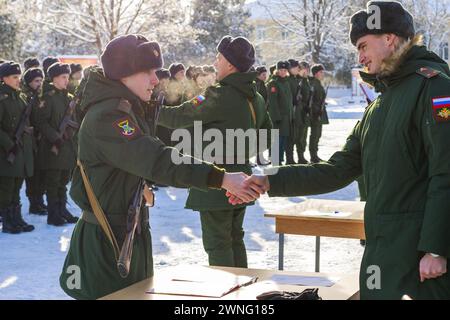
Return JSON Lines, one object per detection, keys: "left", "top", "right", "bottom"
{"left": 0, "top": 83, "right": 20, "bottom": 98}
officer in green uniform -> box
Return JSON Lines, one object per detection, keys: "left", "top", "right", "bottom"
{"left": 285, "top": 59, "right": 302, "bottom": 164}
{"left": 59, "top": 34, "right": 260, "bottom": 300}
{"left": 22, "top": 67, "right": 47, "bottom": 215}
{"left": 37, "top": 62, "right": 78, "bottom": 226}
{"left": 295, "top": 61, "right": 311, "bottom": 164}
{"left": 0, "top": 62, "right": 35, "bottom": 233}
{"left": 307, "top": 64, "right": 328, "bottom": 163}
{"left": 68, "top": 63, "right": 83, "bottom": 95}
{"left": 239, "top": 1, "right": 450, "bottom": 300}
{"left": 158, "top": 36, "right": 272, "bottom": 268}
{"left": 267, "top": 61, "right": 292, "bottom": 164}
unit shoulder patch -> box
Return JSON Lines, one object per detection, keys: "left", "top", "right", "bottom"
{"left": 432, "top": 96, "right": 450, "bottom": 123}
{"left": 416, "top": 67, "right": 440, "bottom": 79}
{"left": 113, "top": 116, "right": 142, "bottom": 139}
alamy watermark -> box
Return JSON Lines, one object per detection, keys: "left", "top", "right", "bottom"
{"left": 169, "top": 121, "right": 281, "bottom": 175}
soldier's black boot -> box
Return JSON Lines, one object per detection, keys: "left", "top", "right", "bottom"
{"left": 297, "top": 153, "right": 309, "bottom": 165}
{"left": 29, "top": 196, "right": 47, "bottom": 216}
{"left": 1, "top": 207, "right": 22, "bottom": 234}
{"left": 59, "top": 200, "right": 78, "bottom": 224}
{"left": 47, "top": 200, "right": 66, "bottom": 226}
{"left": 11, "top": 204, "right": 35, "bottom": 232}
{"left": 310, "top": 152, "right": 323, "bottom": 164}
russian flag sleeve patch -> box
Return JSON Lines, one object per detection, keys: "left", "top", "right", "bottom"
{"left": 432, "top": 97, "right": 450, "bottom": 123}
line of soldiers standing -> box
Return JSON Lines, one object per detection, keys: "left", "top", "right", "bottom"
{"left": 0, "top": 56, "right": 83, "bottom": 234}
{"left": 256, "top": 59, "right": 329, "bottom": 165}
{"left": 151, "top": 63, "right": 217, "bottom": 148}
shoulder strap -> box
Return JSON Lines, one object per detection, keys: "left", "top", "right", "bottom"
{"left": 77, "top": 159, "right": 120, "bottom": 259}
{"left": 247, "top": 99, "right": 257, "bottom": 127}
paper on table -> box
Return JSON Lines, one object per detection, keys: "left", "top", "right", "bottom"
{"left": 147, "top": 276, "right": 256, "bottom": 298}
{"left": 301, "top": 210, "right": 352, "bottom": 217}
{"left": 269, "top": 274, "right": 339, "bottom": 287}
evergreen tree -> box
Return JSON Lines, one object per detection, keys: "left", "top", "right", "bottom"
{"left": 190, "top": 0, "right": 253, "bottom": 62}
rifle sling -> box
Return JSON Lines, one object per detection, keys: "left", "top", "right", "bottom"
{"left": 77, "top": 159, "right": 120, "bottom": 260}
{"left": 247, "top": 99, "right": 257, "bottom": 127}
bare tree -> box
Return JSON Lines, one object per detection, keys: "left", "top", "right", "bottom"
{"left": 38, "top": 0, "right": 198, "bottom": 55}
{"left": 403, "top": 0, "right": 450, "bottom": 54}
{"left": 257, "top": 0, "right": 357, "bottom": 64}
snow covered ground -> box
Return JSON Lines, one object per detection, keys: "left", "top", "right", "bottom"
{"left": 0, "top": 89, "right": 367, "bottom": 300}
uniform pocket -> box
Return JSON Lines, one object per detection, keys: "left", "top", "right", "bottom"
{"left": 396, "top": 134, "right": 419, "bottom": 175}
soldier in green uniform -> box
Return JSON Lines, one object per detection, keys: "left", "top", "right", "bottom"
{"left": 267, "top": 61, "right": 292, "bottom": 164}
{"left": 153, "top": 68, "right": 171, "bottom": 99}
{"left": 59, "top": 34, "right": 260, "bottom": 299}
{"left": 22, "top": 67, "right": 47, "bottom": 215}
{"left": 285, "top": 59, "right": 301, "bottom": 164}
{"left": 167, "top": 63, "right": 187, "bottom": 105}
{"left": 295, "top": 61, "right": 311, "bottom": 164}
{"left": 307, "top": 64, "right": 328, "bottom": 163}
{"left": 68, "top": 63, "right": 83, "bottom": 95}
{"left": 255, "top": 66, "right": 270, "bottom": 165}
{"left": 23, "top": 57, "right": 40, "bottom": 71}
{"left": 238, "top": 1, "right": 450, "bottom": 300}
{"left": 37, "top": 62, "right": 78, "bottom": 226}
{"left": 41, "top": 57, "right": 60, "bottom": 94}
{"left": 156, "top": 63, "right": 187, "bottom": 147}
{"left": 255, "top": 66, "right": 268, "bottom": 103}
{"left": 0, "top": 62, "right": 35, "bottom": 233}
{"left": 158, "top": 35, "right": 272, "bottom": 268}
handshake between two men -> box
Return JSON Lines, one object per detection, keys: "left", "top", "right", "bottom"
{"left": 221, "top": 172, "right": 270, "bottom": 205}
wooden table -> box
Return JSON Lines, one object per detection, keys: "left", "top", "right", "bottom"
{"left": 100, "top": 265, "right": 360, "bottom": 300}
{"left": 264, "top": 199, "right": 366, "bottom": 272}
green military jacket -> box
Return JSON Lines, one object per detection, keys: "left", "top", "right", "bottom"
{"left": 158, "top": 72, "right": 272, "bottom": 211}
{"left": 21, "top": 83, "right": 43, "bottom": 151}
{"left": 268, "top": 44, "right": 450, "bottom": 300}
{"left": 308, "top": 77, "right": 329, "bottom": 125}
{"left": 267, "top": 75, "right": 292, "bottom": 136}
{"left": 255, "top": 78, "right": 268, "bottom": 104}
{"left": 296, "top": 76, "right": 311, "bottom": 126}
{"left": 0, "top": 84, "right": 34, "bottom": 177}
{"left": 36, "top": 83, "right": 76, "bottom": 170}
{"left": 60, "top": 68, "right": 222, "bottom": 300}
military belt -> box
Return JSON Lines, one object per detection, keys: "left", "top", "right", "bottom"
{"left": 81, "top": 209, "right": 149, "bottom": 227}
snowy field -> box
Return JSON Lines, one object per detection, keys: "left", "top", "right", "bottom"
{"left": 0, "top": 88, "right": 367, "bottom": 300}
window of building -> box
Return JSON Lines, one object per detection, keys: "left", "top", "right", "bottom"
{"left": 256, "top": 26, "right": 266, "bottom": 40}
{"left": 281, "top": 30, "right": 290, "bottom": 41}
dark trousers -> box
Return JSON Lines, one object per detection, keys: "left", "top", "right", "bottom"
{"left": 0, "top": 177, "right": 23, "bottom": 209}
{"left": 200, "top": 207, "right": 247, "bottom": 268}
{"left": 44, "top": 169, "right": 71, "bottom": 202}
{"left": 278, "top": 136, "right": 288, "bottom": 163}
{"left": 25, "top": 169, "right": 46, "bottom": 198}
{"left": 301, "top": 120, "right": 322, "bottom": 153}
